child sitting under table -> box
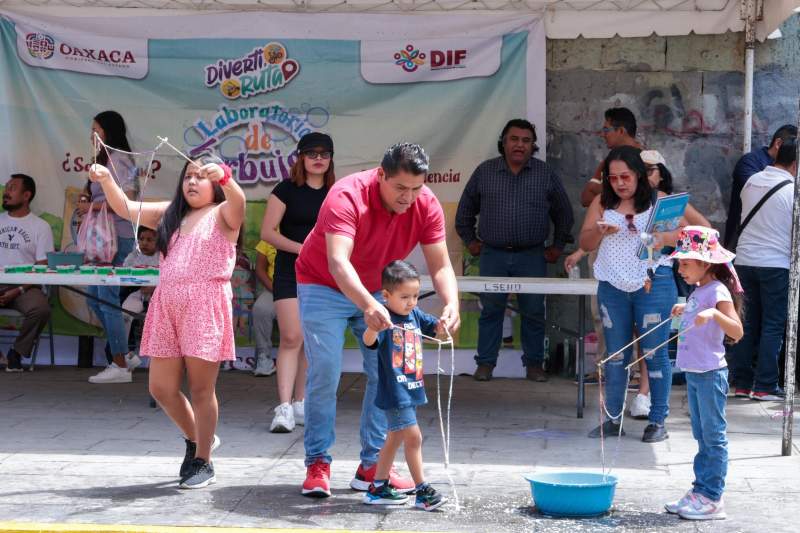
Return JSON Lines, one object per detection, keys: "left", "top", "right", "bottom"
{"left": 121, "top": 226, "right": 160, "bottom": 369}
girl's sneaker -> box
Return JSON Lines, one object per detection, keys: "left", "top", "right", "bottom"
{"left": 292, "top": 400, "right": 305, "bottom": 426}
{"left": 415, "top": 484, "right": 446, "bottom": 511}
{"left": 677, "top": 494, "right": 726, "bottom": 520}
{"left": 180, "top": 434, "right": 221, "bottom": 480}
{"left": 664, "top": 490, "right": 695, "bottom": 514}
{"left": 270, "top": 403, "right": 295, "bottom": 433}
{"left": 363, "top": 483, "right": 409, "bottom": 505}
{"left": 179, "top": 458, "right": 216, "bottom": 489}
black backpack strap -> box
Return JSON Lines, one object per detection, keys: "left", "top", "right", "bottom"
{"left": 738, "top": 179, "right": 792, "bottom": 236}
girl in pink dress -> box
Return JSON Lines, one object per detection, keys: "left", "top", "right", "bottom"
{"left": 88, "top": 154, "right": 245, "bottom": 489}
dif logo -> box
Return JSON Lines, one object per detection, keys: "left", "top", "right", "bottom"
{"left": 394, "top": 43, "right": 467, "bottom": 73}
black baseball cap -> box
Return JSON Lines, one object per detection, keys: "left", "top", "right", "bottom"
{"left": 297, "top": 132, "right": 334, "bottom": 154}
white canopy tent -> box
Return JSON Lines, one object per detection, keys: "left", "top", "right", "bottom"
{"left": 0, "top": 0, "right": 795, "bottom": 41}
{"left": 2, "top": 0, "right": 799, "bottom": 454}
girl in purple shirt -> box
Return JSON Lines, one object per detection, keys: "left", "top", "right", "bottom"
{"left": 666, "top": 226, "right": 744, "bottom": 521}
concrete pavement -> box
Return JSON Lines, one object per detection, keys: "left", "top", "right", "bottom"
{"left": 0, "top": 366, "right": 798, "bottom": 532}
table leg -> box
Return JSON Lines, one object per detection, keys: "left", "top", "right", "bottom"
{"left": 577, "top": 294, "right": 586, "bottom": 418}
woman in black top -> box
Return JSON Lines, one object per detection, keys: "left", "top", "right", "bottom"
{"left": 261, "top": 132, "right": 334, "bottom": 433}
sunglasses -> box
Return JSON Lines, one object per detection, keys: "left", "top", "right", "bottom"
{"left": 606, "top": 172, "right": 636, "bottom": 184}
{"left": 601, "top": 126, "right": 619, "bottom": 134}
{"left": 302, "top": 151, "right": 332, "bottom": 160}
{"left": 624, "top": 214, "right": 637, "bottom": 233}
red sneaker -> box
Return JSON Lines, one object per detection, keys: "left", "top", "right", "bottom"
{"left": 734, "top": 388, "right": 751, "bottom": 398}
{"left": 350, "top": 463, "right": 415, "bottom": 494}
{"left": 302, "top": 459, "right": 331, "bottom": 498}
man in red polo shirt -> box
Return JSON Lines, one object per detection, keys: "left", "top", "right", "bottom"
{"left": 295, "top": 143, "right": 460, "bottom": 498}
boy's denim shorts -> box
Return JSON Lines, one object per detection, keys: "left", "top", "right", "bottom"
{"left": 385, "top": 406, "right": 417, "bottom": 432}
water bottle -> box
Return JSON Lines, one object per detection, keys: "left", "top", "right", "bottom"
{"left": 568, "top": 264, "right": 581, "bottom": 280}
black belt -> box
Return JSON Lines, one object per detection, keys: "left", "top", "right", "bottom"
{"left": 488, "top": 244, "right": 542, "bottom": 253}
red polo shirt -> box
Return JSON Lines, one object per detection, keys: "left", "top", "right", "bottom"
{"left": 295, "top": 167, "right": 446, "bottom": 293}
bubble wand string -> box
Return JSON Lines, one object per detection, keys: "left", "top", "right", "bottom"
{"left": 91, "top": 133, "right": 164, "bottom": 254}
{"left": 157, "top": 136, "right": 197, "bottom": 166}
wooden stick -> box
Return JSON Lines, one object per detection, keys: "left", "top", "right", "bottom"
{"left": 624, "top": 324, "right": 694, "bottom": 371}
{"left": 597, "top": 316, "right": 673, "bottom": 367}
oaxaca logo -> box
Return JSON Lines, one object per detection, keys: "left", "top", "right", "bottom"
{"left": 25, "top": 33, "right": 55, "bottom": 59}
{"left": 394, "top": 43, "right": 467, "bottom": 73}
{"left": 205, "top": 42, "right": 300, "bottom": 100}
{"left": 394, "top": 45, "right": 426, "bottom": 72}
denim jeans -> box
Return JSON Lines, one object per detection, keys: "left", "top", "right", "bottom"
{"left": 298, "top": 283, "right": 386, "bottom": 467}
{"left": 476, "top": 245, "right": 546, "bottom": 368}
{"left": 730, "top": 265, "right": 789, "bottom": 393}
{"left": 86, "top": 237, "right": 135, "bottom": 356}
{"left": 686, "top": 368, "right": 729, "bottom": 501}
{"left": 598, "top": 266, "right": 677, "bottom": 425}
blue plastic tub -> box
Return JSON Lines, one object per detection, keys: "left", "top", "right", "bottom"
{"left": 524, "top": 472, "right": 617, "bottom": 517}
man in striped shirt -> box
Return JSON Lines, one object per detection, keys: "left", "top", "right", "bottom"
{"left": 456, "top": 119, "right": 574, "bottom": 382}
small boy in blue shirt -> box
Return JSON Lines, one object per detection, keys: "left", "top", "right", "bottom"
{"left": 362, "top": 260, "right": 446, "bottom": 511}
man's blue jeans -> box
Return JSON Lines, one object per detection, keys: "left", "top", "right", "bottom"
{"left": 475, "top": 245, "right": 546, "bottom": 368}
{"left": 730, "top": 265, "right": 789, "bottom": 393}
{"left": 298, "top": 283, "right": 386, "bottom": 467}
{"left": 686, "top": 368, "right": 728, "bottom": 501}
{"left": 86, "top": 237, "right": 135, "bottom": 356}
{"left": 598, "top": 266, "right": 677, "bottom": 425}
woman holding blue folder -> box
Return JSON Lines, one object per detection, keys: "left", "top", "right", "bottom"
{"left": 579, "top": 146, "right": 686, "bottom": 444}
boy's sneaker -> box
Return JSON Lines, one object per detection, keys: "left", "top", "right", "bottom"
{"left": 292, "top": 400, "right": 305, "bottom": 426}
{"left": 415, "top": 484, "right": 446, "bottom": 511}
{"left": 270, "top": 403, "right": 295, "bottom": 433}
{"left": 751, "top": 389, "right": 785, "bottom": 401}
{"left": 734, "top": 388, "right": 752, "bottom": 398}
{"left": 5, "top": 350, "right": 24, "bottom": 373}
{"left": 665, "top": 490, "right": 696, "bottom": 514}
{"left": 88, "top": 363, "right": 132, "bottom": 384}
{"left": 363, "top": 483, "right": 409, "bottom": 505}
{"left": 677, "top": 494, "right": 726, "bottom": 520}
{"left": 629, "top": 393, "right": 651, "bottom": 419}
{"left": 253, "top": 353, "right": 276, "bottom": 376}
{"left": 179, "top": 458, "right": 216, "bottom": 489}
{"left": 302, "top": 459, "right": 331, "bottom": 498}
{"left": 350, "top": 463, "right": 415, "bottom": 493}
{"left": 180, "top": 434, "right": 221, "bottom": 480}
{"left": 125, "top": 352, "right": 142, "bottom": 371}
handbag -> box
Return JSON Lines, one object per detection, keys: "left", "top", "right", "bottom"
{"left": 77, "top": 202, "right": 118, "bottom": 263}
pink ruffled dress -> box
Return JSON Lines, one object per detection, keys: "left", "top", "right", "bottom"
{"left": 140, "top": 209, "right": 236, "bottom": 362}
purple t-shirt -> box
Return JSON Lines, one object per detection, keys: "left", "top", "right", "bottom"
{"left": 676, "top": 280, "right": 732, "bottom": 372}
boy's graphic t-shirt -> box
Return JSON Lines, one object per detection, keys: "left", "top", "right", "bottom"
{"left": 371, "top": 308, "right": 439, "bottom": 410}
{"left": 676, "top": 280, "right": 732, "bottom": 372}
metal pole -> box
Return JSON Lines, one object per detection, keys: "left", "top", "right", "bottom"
{"left": 741, "top": 0, "right": 759, "bottom": 152}
{"left": 781, "top": 101, "right": 800, "bottom": 456}
{"left": 744, "top": 46, "right": 754, "bottom": 152}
